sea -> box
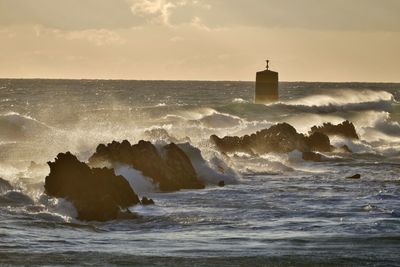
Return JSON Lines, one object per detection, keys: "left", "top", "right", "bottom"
{"left": 0, "top": 79, "right": 399, "bottom": 266}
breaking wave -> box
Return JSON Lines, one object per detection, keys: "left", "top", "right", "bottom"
{"left": 276, "top": 89, "right": 394, "bottom": 113}
{"left": 0, "top": 112, "right": 51, "bottom": 141}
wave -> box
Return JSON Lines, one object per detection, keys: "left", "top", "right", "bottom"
{"left": 177, "top": 143, "right": 240, "bottom": 185}
{"left": 0, "top": 190, "right": 34, "bottom": 206}
{"left": 114, "top": 165, "right": 157, "bottom": 194}
{"left": 275, "top": 89, "right": 393, "bottom": 113}
{"left": 198, "top": 112, "right": 242, "bottom": 129}
{"left": 0, "top": 112, "right": 51, "bottom": 141}
{"left": 217, "top": 90, "right": 394, "bottom": 119}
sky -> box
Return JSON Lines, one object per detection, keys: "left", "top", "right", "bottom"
{"left": 0, "top": 0, "right": 399, "bottom": 82}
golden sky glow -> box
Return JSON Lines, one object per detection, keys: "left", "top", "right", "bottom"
{"left": 0, "top": 0, "right": 399, "bottom": 81}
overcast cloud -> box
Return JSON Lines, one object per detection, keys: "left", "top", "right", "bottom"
{"left": 0, "top": 0, "right": 399, "bottom": 31}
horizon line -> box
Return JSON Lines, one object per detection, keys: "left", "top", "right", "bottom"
{"left": 1, "top": 77, "right": 400, "bottom": 84}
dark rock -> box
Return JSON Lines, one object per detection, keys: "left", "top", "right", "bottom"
{"left": 45, "top": 152, "right": 140, "bottom": 221}
{"left": 346, "top": 174, "right": 361, "bottom": 179}
{"left": 218, "top": 181, "right": 225, "bottom": 187}
{"left": 309, "top": 120, "right": 359, "bottom": 139}
{"left": 141, "top": 197, "right": 155, "bottom": 205}
{"left": 89, "top": 140, "right": 205, "bottom": 192}
{"left": 211, "top": 122, "right": 332, "bottom": 155}
{"left": 340, "top": 145, "right": 353, "bottom": 153}
{"left": 211, "top": 123, "right": 310, "bottom": 155}
{"left": 0, "top": 177, "right": 13, "bottom": 193}
{"left": 306, "top": 132, "right": 332, "bottom": 152}
{"left": 302, "top": 152, "right": 322, "bottom": 162}
{"left": 144, "top": 128, "right": 178, "bottom": 143}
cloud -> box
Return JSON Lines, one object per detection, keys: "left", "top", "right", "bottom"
{"left": 0, "top": 0, "right": 399, "bottom": 32}
{"left": 0, "top": 0, "right": 139, "bottom": 30}
{"left": 189, "top": 0, "right": 400, "bottom": 32}
{"left": 34, "top": 25, "right": 125, "bottom": 46}
{"left": 128, "top": 0, "right": 176, "bottom": 25}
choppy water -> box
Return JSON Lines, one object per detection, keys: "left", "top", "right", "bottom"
{"left": 1, "top": 79, "right": 400, "bottom": 266}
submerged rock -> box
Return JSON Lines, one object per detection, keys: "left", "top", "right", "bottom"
{"left": 141, "top": 197, "right": 155, "bottom": 205}
{"left": 89, "top": 140, "right": 205, "bottom": 192}
{"left": 218, "top": 181, "right": 225, "bottom": 187}
{"left": 309, "top": 120, "right": 359, "bottom": 139}
{"left": 302, "top": 152, "right": 322, "bottom": 162}
{"left": 346, "top": 174, "right": 361, "bottom": 179}
{"left": 45, "top": 152, "right": 140, "bottom": 221}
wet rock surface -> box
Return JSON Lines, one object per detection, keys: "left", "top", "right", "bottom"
{"left": 45, "top": 152, "right": 140, "bottom": 221}
{"left": 141, "top": 197, "right": 155, "bottom": 205}
{"left": 89, "top": 140, "right": 205, "bottom": 192}
{"left": 309, "top": 120, "right": 359, "bottom": 139}
{"left": 210, "top": 121, "right": 359, "bottom": 160}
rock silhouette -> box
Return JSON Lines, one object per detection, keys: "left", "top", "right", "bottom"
{"left": 210, "top": 122, "right": 332, "bottom": 157}
{"left": 211, "top": 123, "right": 309, "bottom": 155}
{"left": 141, "top": 197, "right": 155, "bottom": 205}
{"left": 45, "top": 152, "right": 140, "bottom": 221}
{"left": 346, "top": 174, "right": 361, "bottom": 179}
{"left": 309, "top": 120, "right": 359, "bottom": 139}
{"left": 211, "top": 121, "right": 358, "bottom": 161}
{"left": 89, "top": 140, "right": 205, "bottom": 192}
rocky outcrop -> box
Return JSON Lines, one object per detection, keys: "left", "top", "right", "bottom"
{"left": 309, "top": 120, "right": 359, "bottom": 139}
{"left": 89, "top": 140, "right": 205, "bottom": 192}
{"left": 45, "top": 152, "right": 140, "bottom": 221}
{"left": 210, "top": 122, "right": 332, "bottom": 156}
{"left": 210, "top": 121, "right": 358, "bottom": 161}
{"left": 211, "top": 123, "right": 310, "bottom": 155}
{"left": 306, "top": 132, "right": 332, "bottom": 152}
{"left": 141, "top": 197, "right": 155, "bottom": 205}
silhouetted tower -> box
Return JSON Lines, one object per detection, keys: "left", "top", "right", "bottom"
{"left": 255, "top": 60, "right": 279, "bottom": 103}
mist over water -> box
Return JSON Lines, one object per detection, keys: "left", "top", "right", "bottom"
{"left": 1, "top": 79, "right": 400, "bottom": 266}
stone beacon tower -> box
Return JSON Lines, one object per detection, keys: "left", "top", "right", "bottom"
{"left": 255, "top": 60, "right": 279, "bottom": 103}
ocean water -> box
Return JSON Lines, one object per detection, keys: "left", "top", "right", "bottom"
{"left": 0, "top": 79, "right": 400, "bottom": 266}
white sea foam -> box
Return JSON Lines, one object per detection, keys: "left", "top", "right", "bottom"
{"left": 275, "top": 90, "right": 394, "bottom": 113}
{"left": 114, "top": 164, "right": 157, "bottom": 194}
{"left": 199, "top": 112, "right": 242, "bottom": 129}
{"left": 0, "top": 112, "right": 51, "bottom": 140}
{"left": 177, "top": 143, "right": 240, "bottom": 185}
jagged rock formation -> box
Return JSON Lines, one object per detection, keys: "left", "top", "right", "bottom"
{"left": 89, "top": 140, "right": 205, "bottom": 192}
{"left": 45, "top": 152, "right": 140, "bottom": 221}
{"left": 211, "top": 123, "right": 309, "bottom": 155}
{"left": 211, "top": 122, "right": 332, "bottom": 156}
{"left": 141, "top": 197, "right": 155, "bottom": 205}
{"left": 210, "top": 121, "right": 357, "bottom": 161}
{"left": 309, "top": 120, "right": 359, "bottom": 139}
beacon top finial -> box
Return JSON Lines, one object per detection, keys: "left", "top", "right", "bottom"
{"left": 255, "top": 59, "right": 279, "bottom": 103}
